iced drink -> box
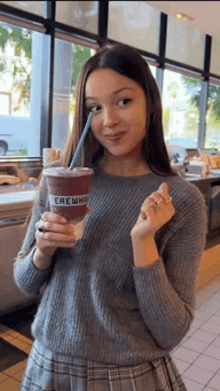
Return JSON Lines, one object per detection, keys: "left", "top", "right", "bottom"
{"left": 44, "top": 167, "right": 94, "bottom": 229}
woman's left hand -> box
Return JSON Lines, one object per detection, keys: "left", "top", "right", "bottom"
{"left": 131, "top": 182, "right": 175, "bottom": 240}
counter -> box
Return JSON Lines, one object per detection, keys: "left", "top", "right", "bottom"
{"left": 0, "top": 182, "right": 37, "bottom": 221}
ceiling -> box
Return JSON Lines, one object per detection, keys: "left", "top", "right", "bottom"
{"left": 145, "top": 1, "right": 220, "bottom": 39}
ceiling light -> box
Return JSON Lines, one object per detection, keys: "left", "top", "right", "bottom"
{"left": 175, "top": 13, "right": 194, "bottom": 22}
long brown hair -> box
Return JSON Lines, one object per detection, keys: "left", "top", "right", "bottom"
{"left": 62, "top": 43, "right": 176, "bottom": 176}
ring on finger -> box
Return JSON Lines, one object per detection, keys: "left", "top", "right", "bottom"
{"left": 164, "top": 196, "right": 173, "bottom": 204}
{"left": 149, "top": 201, "right": 160, "bottom": 211}
{"left": 38, "top": 224, "right": 47, "bottom": 233}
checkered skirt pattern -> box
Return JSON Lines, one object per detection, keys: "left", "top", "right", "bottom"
{"left": 20, "top": 340, "right": 187, "bottom": 391}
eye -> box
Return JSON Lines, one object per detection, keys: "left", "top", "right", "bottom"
{"left": 89, "top": 105, "right": 102, "bottom": 113}
{"left": 118, "top": 98, "right": 132, "bottom": 106}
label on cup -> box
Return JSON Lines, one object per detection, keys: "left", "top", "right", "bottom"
{"left": 49, "top": 195, "right": 89, "bottom": 206}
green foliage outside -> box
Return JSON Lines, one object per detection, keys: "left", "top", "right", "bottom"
{"left": 15, "top": 149, "right": 28, "bottom": 156}
{"left": 0, "top": 23, "right": 32, "bottom": 114}
{"left": 182, "top": 77, "right": 220, "bottom": 124}
{"left": 69, "top": 45, "right": 92, "bottom": 116}
{"left": 163, "top": 108, "right": 170, "bottom": 136}
{"left": 72, "top": 45, "right": 91, "bottom": 86}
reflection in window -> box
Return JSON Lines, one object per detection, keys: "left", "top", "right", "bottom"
{"left": 166, "top": 16, "right": 205, "bottom": 70}
{"left": 56, "top": 1, "right": 99, "bottom": 35}
{"left": 205, "top": 83, "right": 220, "bottom": 150}
{"left": 108, "top": 1, "right": 159, "bottom": 55}
{"left": 162, "top": 69, "right": 201, "bottom": 149}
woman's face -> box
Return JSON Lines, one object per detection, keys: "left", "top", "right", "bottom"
{"left": 85, "top": 69, "right": 147, "bottom": 159}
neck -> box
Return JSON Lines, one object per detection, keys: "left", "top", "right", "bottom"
{"left": 99, "top": 152, "right": 151, "bottom": 177}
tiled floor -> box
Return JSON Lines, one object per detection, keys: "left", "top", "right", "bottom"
{"left": 0, "top": 278, "right": 220, "bottom": 390}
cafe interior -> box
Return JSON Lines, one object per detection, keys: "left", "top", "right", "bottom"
{"left": 0, "top": 1, "right": 220, "bottom": 390}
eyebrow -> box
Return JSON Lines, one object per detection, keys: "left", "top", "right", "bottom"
{"left": 85, "top": 87, "right": 135, "bottom": 101}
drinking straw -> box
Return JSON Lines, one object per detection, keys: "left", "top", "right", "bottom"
{"left": 69, "top": 111, "right": 94, "bottom": 170}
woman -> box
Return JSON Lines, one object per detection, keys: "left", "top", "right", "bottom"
{"left": 15, "top": 43, "right": 207, "bottom": 391}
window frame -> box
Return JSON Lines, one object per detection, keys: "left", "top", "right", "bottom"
{"left": 0, "top": 0, "right": 219, "bottom": 162}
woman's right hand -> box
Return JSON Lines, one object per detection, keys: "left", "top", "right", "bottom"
{"left": 34, "top": 212, "right": 76, "bottom": 266}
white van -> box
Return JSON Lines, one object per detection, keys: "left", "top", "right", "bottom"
{"left": 0, "top": 132, "right": 28, "bottom": 156}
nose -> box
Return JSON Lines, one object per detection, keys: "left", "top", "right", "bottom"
{"left": 103, "top": 106, "right": 120, "bottom": 128}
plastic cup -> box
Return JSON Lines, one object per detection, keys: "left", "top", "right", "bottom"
{"left": 43, "top": 167, "right": 94, "bottom": 239}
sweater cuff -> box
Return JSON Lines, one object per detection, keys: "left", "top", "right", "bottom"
{"left": 14, "top": 247, "right": 52, "bottom": 294}
{"left": 133, "top": 258, "right": 170, "bottom": 303}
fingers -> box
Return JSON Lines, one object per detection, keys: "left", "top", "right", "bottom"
{"left": 35, "top": 212, "right": 76, "bottom": 248}
{"left": 157, "top": 182, "right": 172, "bottom": 203}
{"left": 141, "top": 182, "right": 175, "bottom": 220}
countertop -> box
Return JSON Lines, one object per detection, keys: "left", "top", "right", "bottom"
{"left": 0, "top": 182, "right": 38, "bottom": 221}
{"left": 0, "top": 170, "right": 220, "bottom": 215}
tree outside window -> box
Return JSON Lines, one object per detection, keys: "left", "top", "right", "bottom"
{"left": 0, "top": 22, "right": 32, "bottom": 118}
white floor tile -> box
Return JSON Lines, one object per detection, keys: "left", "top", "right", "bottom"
{"left": 183, "top": 364, "right": 214, "bottom": 385}
{"left": 207, "top": 374, "right": 220, "bottom": 390}
{"left": 206, "top": 294, "right": 220, "bottom": 308}
{"left": 209, "top": 315, "right": 220, "bottom": 326}
{"left": 203, "top": 345, "right": 220, "bottom": 360}
{"left": 197, "top": 303, "right": 219, "bottom": 316}
{"left": 171, "top": 357, "right": 190, "bottom": 375}
{"left": 201, "top": 322, "right": 220, "bottom": 335}
{"left": 172, "top": 346, "right": 200, "bottom": 364}
{"left": 192, "top": 329, "right": 217, "bottom": 344}
{"left": 181, "top": 337, "right": 209, "bottom": 354}
{"left": 196, "top": 310, "right": 215, "bottom": 322}
{"left": 186, "top": 327, "right": 197, "bottom": 337}
{"left": 203, "top": 387, "right": 218, "bottom": 391}
{"left": 181, "top": 376, "right": 204, "bottom": 391}
{"left": 192, "top": 318, "right": 206, "bottom": 329}
{"left": 193, "top": 354, "right": 220, "bottom": 373}
{"left": 213, "top": 336, "right": 220, "bottom": 348}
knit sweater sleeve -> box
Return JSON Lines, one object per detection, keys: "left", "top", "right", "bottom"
{"left": 133, "top": 181, "right": 208, "bottom": 351}
{"left": 13, "top": 174, "right": 52, "bottom": 295}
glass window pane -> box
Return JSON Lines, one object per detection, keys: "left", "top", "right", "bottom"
{"left": 148, "top": 64, "right": 156, "bottom": 80}
{"left": 0, "top": 1, "right": 44, "bottom": 17}
{"left": 56, "top": 1, "right": 99, "bottom": 35}
{"left": 52, "top": 39, "right": 95, "bottom": 152}
{"left": 0, "top": 21, "right": 43, "bottom": 157}
{"left": 210, "top": 36, "right": 220, "bottom": 76}
{"left": 205, "top": 83, "right": 220, "bottom": 150}
{"left": 166, "top": 16, "right": 206, "bottom": 70}
{"left": 108, "top": 1, "right": 159, "bottom": 55}
{"left": 162, "top": 69, "right": 202, "bottom": 148}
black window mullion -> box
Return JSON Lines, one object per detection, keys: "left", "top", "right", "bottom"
{"left": 40, "top": 0, "right": 56, "bottom": 154}
{"left": 198, "top": 35, "right": 212, "bottom": 149}
{"left": 98, "top": 0, "right": 109, "bottom": 47}
{"left": 156, "top": 13, "right": 167, "bottom": 94}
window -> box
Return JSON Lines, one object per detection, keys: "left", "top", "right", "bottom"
{"left": 148, "top": 64, "right": 156, "bottom": 80}
{"left": 0, "top": 21, "right": 44, "bottom": 157}
{"left": 162, "top": 69, "right": 202, "bottom": 148}
{"left": 108, "top": 1, "right": 160, "bottom": 55}
{"left": 210, "top": 36, "right": 220, "bottom": 77}
{"left": 56, "top": 1, "right": 99, "bottom": 35}
{"left": 205, "top": 82, "right": 220, "bottom": 150}
{"left": 52, "top": 38, "right": 96, "bottom": 151}
{"left": 0, "top": 1, "right": 44, "bottom": 16}
{"left": 166, "top": 16, "right": 206, "bottom": 70}
{"left": 0, "top": 21, "right": 32, "bottom": 118}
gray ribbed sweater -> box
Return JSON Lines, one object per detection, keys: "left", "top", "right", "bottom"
{"left": 14, "top": 165, "right": 207, "bottom": 365}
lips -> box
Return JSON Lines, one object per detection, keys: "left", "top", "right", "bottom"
{"left": 104, "top": 132, "right": 126, "bottom": 141}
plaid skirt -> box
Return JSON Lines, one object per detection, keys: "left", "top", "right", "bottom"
{"left": 20, "top": 340, "right": 187, "bottom": 391}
